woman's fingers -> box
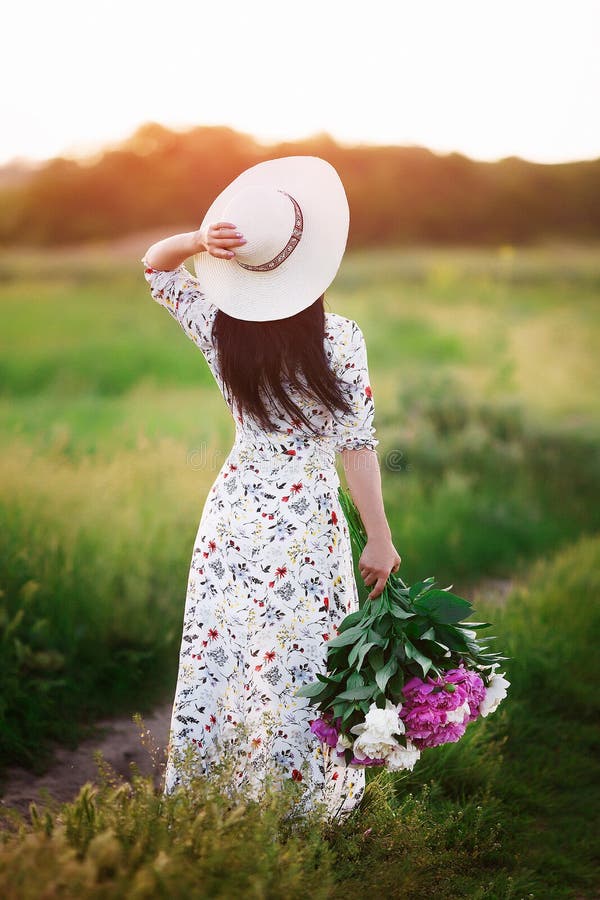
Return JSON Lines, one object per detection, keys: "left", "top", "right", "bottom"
{"left": 210, "top": 236, "right": 247, "bottom": 247}
{"left": 209, "top": 225, "right": 244, "bottom": 239}
{"left": 206, "top": 223, "right": 246, "bottom": 259}
{"left": 361, "top": 562, "right": 400, "bottom": 599}
{"left": 368, "top": 577, "right": 388, "bottom": 600}
{"left": 361, "top": 568, "right": 388, "bottom": 587}
{"left": 209, "top": 247, "right": 239, "bottom": 259}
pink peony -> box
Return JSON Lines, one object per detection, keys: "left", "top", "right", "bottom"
{"left": 399, "top": 664, "right": 486, "bottom": 750}
{"left": 445, "top": 663, "right": 486, "bottom": 722}
{"left": 350, "top": 754, "right": 387, "bottom": 766}
{"left": 310, "top": 713, "right": 341, "bottom": 748}
{"left": 335, "top": 749, "right": 386, "bottom": 766}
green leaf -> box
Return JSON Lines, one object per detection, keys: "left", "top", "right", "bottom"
{"left": 330, "top": 669, "right": 350, "bottom": 682}
{"left": 390, "top": 604, "right": 415, "bottom": 619}
{"left": 435, "top": 623, "right": 470, "bottom": 652}
{"left": 316, "top": 670, "right": 348, "bottom": 686}
{"left": 393, "top": 641, "right": 407, "bottom": 663}
{"left": 368, "top": 646, "right": 385, "bottom": 670}
{"left": 404, "top": 617, "right": 432, "bottom": 642}
{"left": 403, "top": 637, "right": 433, "bottom": 677}
{"left": 347, "top": 671, "right": 365, "bottom": 690}
{"left": 327, "top": 683, "right": 345, "bottom": 701}
{"left": 414, "top": 589, "right": 473, "bottom": 624}
{"left": 387, "top": 667, "right": 405, "bottom": 698}
{"left": 337, "top": 609, "right": 365, "bottom": 632}
{"left": 366, "top": 596, "right": 385, "bottom": 618}
{"left": 408, "top": 577, "right": 437, "bottom": 599}
{"left": 347, "top": 633, "right": 368, "bottom": 666}
{"left": 387, "top": 579, "right": 411, "bottom": 599}
{"left": 295, "top": 680, "right": 328, "bottom": 698}
{"left": 342, "top": 704, "right": 357, "bottom": 726}
{"left": 326, "top": 649, "right": 351, "bottom": 669}
{"left": 355, "top": 641, "right": 376, "bottom": 672}
{"left": 328, "top": 667, "right": 352, "bottom": 683}
{"left": 326, "top": 624, "right": 366, "bottom": 648}
{"left": 366, "top": 628, "right": 387, "bottom": 647}
{"left": 375, "top": 655, "right": 398, "bottom": 693}
{"left": 378, "top": 614, "right": 395, "bottom": 636}
{"left": 336, "top": 684, "right": 376, "bottom": 702}
{"left": 419, "top": 638, "right": 452, "bottom": 657}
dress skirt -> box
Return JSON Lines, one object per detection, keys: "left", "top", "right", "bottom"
{"left": 162, "top": 436, "right": 366, "bottom": 821}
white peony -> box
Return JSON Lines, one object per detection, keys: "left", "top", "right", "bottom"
{"left": 350, "top": 699, "right": 405, "bottom": 763}
{"left": 385, "top": 738, "right": 421, "bottom": 772}
{"left": 350, "top": 699, "right": 404, "bottom": 740}
{"left": 352, "top": 731, "right": 398, "bottom": 763}
{"left": 479, "top": 672, "right": 510, "bottom": 717}
{"left": 335, "top": 732, "right": 353, "bottom": 755}
{"left": 445, "top": 699, "right": 471, "bottom": 724}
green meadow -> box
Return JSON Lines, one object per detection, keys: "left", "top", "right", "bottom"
{"left": 1, "top": 242, "right": 599, "bottom": 897}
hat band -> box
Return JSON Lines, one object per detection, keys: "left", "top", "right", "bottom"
{"left": 236, "top": 191, "right": 303, "bottom": 272}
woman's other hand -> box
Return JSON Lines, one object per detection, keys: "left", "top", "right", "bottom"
{"left": 358, "top": 536, "right": 402, "bottom": 601}
{"left": 195, "top": 223, "right": 247, "bottom": 259}
{"left": 339, "top": 448, "right": 401, "bottom": 602}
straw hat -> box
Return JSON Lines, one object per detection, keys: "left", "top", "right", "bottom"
{"left": 193, "top": 155, "right": 349, "bottom": 321}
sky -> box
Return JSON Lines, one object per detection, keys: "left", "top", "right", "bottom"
{"left": 2, "top": 0, "right": 599, "bottom": 167}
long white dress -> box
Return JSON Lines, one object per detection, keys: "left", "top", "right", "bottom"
{"left": 142, "top": 258, "right": 379, "bottom": 820}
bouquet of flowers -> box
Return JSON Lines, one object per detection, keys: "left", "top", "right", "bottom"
{"left": 296, "top": 485, "right": 511, "bottom": 771}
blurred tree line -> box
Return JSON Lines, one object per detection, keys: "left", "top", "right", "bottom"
{"left": 1, "top": 123, "right": 599, "bottom": 247}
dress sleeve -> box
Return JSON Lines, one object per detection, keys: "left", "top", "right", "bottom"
{"left": 140, "top": 256, "right": 218, "bottom": 356}
{"left": 333, "top": 319, "right": 379, "bottom": 452}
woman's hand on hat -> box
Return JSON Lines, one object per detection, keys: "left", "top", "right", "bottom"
{"left": 194, "top": 223, "right": 246, "bottom": 260}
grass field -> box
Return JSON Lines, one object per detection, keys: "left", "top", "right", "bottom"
{"left": 0, "top": 241, "right": 599, "bottom": 897}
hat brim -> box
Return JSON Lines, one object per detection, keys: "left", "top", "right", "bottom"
{"left": 193, "top": 156, "right": 349, "bottom": 322}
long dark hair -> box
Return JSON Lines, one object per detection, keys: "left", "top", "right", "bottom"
{"left": 212, "top": 296, "right": 354, "bottom": 435}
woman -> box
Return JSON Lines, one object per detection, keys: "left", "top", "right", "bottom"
{"left": 141, "top": 156, "right": 401, "bottom": 821}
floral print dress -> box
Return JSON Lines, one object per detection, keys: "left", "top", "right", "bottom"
{"left": 141, "top": 258, "right": 379, "bottom": 821}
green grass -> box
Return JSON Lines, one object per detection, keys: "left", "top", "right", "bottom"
{"left": 1, "top": 242, "right": 599, "bottom": 771}
{"left": 0, "top": 241, "right": 599, "bottom": 894}
{"left": 382, "top": 380, "right": 600, "bottom": 582}
{"left": 2, "top": 242, "right": 600, "bottom": 444}
{"left": 1, "top": 533, "right": 598, "bottom": 898}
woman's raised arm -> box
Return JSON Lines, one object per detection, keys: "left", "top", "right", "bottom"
{"left": 143, "top": 224, "right": 246, "bottom": 271}
{"left": 144, "top": 230, "right": 203, "bottom": 271}
{"left": 141, "top": 225, "right": 248, "bottom": 356}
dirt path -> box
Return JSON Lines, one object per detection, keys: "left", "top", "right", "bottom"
{"left": 0, "top": 577, "right": 514, "bottom": 819}
{"left": 0, "top": 704, "right": 172, "bottom": 819}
